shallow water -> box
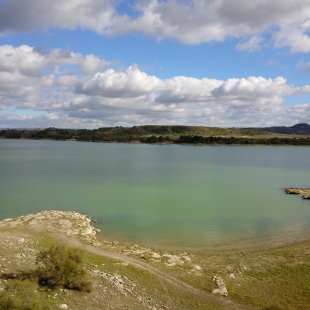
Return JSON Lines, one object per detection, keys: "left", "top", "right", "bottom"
{"left": 0, "top": 139, "right": 310, "bottom": 251}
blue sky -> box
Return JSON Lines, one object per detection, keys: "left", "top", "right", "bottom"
{"left": 0, "top": 0, "right": 310, "bottom": 128}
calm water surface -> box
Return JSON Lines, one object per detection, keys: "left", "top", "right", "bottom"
{"left": 1, "top": 139, "right": 310, "bottom": 251}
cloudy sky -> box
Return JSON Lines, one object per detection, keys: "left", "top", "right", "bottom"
{"left": 0, "top": 0, "right": 310, "bottom": 128}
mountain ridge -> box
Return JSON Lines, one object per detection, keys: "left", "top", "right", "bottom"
{"left": 246, "top": 123, "right": 310, "bottom": 135}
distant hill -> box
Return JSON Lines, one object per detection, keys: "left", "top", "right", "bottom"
{"left": 1, "top": 123, "right": 310, "bottom": 145}
{"left": 248, "top": 123, "right": 310, "bottom": 135}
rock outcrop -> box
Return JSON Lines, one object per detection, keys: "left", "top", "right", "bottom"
{"left": 212, "top": 275, "right": 228, "bottom": 297}
{"left": 0, "top": 210, "right": 100, "bottom": 242}
{"left": 284, "top": 188, "right": 310, "bottom": 199}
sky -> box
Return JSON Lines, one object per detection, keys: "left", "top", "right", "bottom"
{"left": 0, "top": 0, "right": 310, "bottom": 128}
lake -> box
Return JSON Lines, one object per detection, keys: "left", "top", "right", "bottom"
{"left": 0, "top": 139, "right": 310, "bottom": 252}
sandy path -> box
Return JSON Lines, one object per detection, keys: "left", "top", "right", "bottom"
{"left": 0, "top": 211, "right": 258, "bottom": 310}
{"left": 53, "top": 231, "right": 258, "bottom": 310}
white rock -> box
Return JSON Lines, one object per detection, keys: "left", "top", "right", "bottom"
{"left": 83, "top": 227, "right": 93, "bottom": 235}
{"left": 229, "top": 273, "right": 236, "bottom": 278}
{"left": 193, "top": 265, "right": 202, "bottom": 271}
{"left": 212, "top": 275, "right": 228, "bottom": 297}
{"left": 182, "top": 255, "right": 191, "bottom": 262}
{"left": 152, "top": 253, "right": 161, "bottom": 259}
{"left": 59, "top": 304, "right": 68, "bottom": 309}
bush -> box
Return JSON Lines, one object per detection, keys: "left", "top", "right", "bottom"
{"left": 36, "top": 244, "right": 92, "bottom": 292}
{"left": 0, "top": 279, "right": 53, "bottom": 310}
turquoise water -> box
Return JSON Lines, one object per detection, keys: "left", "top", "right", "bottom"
{"left": 1, "top": 139, "right": 310, "bottom": 251}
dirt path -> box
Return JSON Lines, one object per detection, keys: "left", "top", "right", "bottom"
{"left": 54, "top": 232, "right": 258, "bottom": 310}
{"left": 0, "top": 211, "right": 259, "bottom": 309}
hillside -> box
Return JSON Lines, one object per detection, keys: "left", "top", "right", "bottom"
{"left": 1, "top": 124, "right": 310, "bottom": 145}
{"left": 249, "top": 123, "right": 310, "bottom": 135}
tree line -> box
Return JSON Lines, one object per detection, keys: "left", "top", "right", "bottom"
{"left": 1, "top": 129, "right": 310, "bottom": 145}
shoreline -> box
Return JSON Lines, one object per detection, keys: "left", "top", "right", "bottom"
{"left": 2, "top": 136, "right": 310, "bottom": 147}
{"left": 1, "top": 209, "right": 310, "bottom": 309}
{"left": 284, "top": 187, "right": 310, "bottom": 199}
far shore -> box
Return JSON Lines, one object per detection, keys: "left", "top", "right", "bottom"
{"left": 1, "top": 124, "right": 310, "bottom": 146}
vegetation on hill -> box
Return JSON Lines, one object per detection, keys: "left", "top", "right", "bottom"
{"left": 36, "top": 244, "right": 92, "bottom": 292}
{"left": 0, "top": 244, "right": 91, "bottom": 310}
{"left": 0, "top": 279, "right": 54, "bottom": 310}
{"left": 0, "top": 124, "right": 310, "bottom": 145}
{"left": 246, "top": 123, "right": 310, "bottom": 135}
{"left": 178, "top": 135, "right": 310, "bottom": 145}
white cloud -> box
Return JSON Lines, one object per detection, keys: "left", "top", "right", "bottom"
{"left": 126, "top": 0, "right": 310, "bottom": 48}
{"left": 1, "top": 44, "right": 310, "bottom": 128}
{"left": 75, "top": 66, "right": 164, "bottom": 98}
{"left": 1, "top": 0, "right": 310, "bottom": 52}
{"left": 156, "top": 76, "right": 223, "bottom": 103}
{"left": 288, "top": 103, "right": 310, "bottom": 124}
{"left": 0, "top": 45, "right": 82, "bottom": 77}
{"left": 236, "top": 36, "right": 264, "bottom": 52}
{"left": 0, "top": 0, "right": 115, "bottom": 34}
{"left": 273, "top": 22, "right": 310, "bottom": 53}
{"left": 296, "top": 59, "right": 310, "bottom": 71}
{"left": 0, "top": 113, "right": 105, "bottom": 129}
{"left": 211, "top": 76, "right": 292, "bottom": 99}
{"left": 78, "top": 54, "right": 110, "bottom": 75}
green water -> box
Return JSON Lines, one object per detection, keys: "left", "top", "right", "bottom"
{"left": 1, "top": 139, "right": 310, "bottom": 251}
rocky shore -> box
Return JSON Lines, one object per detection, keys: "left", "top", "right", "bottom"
{"left": 284, "top": 188, "right": 310, "bottom": 199}
{"left": 1, "top": 209, "right": 310, "bottom": 309}
{"left": 0, "top": 211, "right": 238, "bottom": 310}
{"left": 0, "top": 210, "right": 101, "bottom": 240}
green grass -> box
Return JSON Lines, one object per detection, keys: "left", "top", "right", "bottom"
{"left": 0, "top": 279, "right": 54, "bottom": 310}
{"left": 226, "top": 249, "right": 310, "bottom": 309}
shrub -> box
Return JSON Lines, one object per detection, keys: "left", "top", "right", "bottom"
{"left": 36, "top": 244, "right": 92, "bottom": 292}
{"left": 0, "top": 279, "right": 53, "bottom": 310}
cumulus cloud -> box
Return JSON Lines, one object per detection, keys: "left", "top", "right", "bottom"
{"left": 0, "top": 0, "right": 116, "bottom": 34}
{"left": 287, "top": 103, "right": 310, "bottom": 124}
{"left": 211, "top": 77, "right": 292, "bottom": 99}
{"left": 273, "top": 22, "right": 310, "bottom": 53}
{"left": 1, "top": 0, "right": 310, "bottom": 52}
{"left": 75, "top": 66, "right": 164, "bottom": 98}
{"left": 0, "top": 45, "right": 82, "bottom": 77}
{"left": 156, "top": 77, "right": 223, "bottom": 104}
{"left": 1, "top": 44, "right": 310, "bottom": 128}
{"left": 78, "top": 54, "right": 110, "bottom": 75}
{"left": 155, "top": 76, "right": 296, "bottom": 108}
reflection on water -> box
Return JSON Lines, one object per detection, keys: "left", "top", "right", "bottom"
{"left": 0, "top": 140, "right": 310, "bottom": 251}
